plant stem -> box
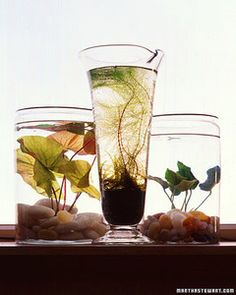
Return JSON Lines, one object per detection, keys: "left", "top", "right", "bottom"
{"left": 185, "top": 189, "right": 192, "bottom": 212}
{"left": 194, "top": 191, "right": 212, "bottom": 211}
{"left": 70, "top": 139, "right": 94, "bottom": 161}
{"left": 58, "top": 175, "right": 66, "bottom": 205}
{"left": 50, "top": 196, "right": 54, "bottom": 210}
{"left": 51, "top": 187, "right": 59, "bottom": 214}
{"left": 164, "top": 189, "right": 176, "bottom": 209}
{"left": 181, "top": 190, "right": 188, "bottom": 212}
{"left": 62, "top": 177, "right": 67, "bottom": 210}
{"left": 68, "top": 192, "right": 82, "bottom": 212}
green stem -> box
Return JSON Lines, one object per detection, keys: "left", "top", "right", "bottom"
{"left": 195, "top": 191, "right": 212, "bottom": 211}
{"left": 181, "top": 190, "right": 188, "bottom": 212}
{"left": 62, "top": 177, "right": 67, "bottom": 210}
{"left": 167, "top": 190, "right": 176, "bottom": 209}
{"left": 185, "top": 189, "right": 192, "bottom": 212}
{"left": 51, "top": 187, "right": 59, "bottom": 214}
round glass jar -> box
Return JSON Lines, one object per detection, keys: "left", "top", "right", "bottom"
{"left": 15, "top": 106, "right": 106, "bottom": 244}
{"left": 142, "top": 113, "right": 221, "bottom": 244}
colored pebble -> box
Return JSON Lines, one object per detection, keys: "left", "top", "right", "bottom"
{"left": 28, "top": 205, "right": 55, "bottom": 219}
{"left": 38, "top": 229, "right": 58, "bottom": 240}
{"left": 147, "top": 222, "right": 161, "bottom": 240}
{"left": 57, "top": 210, "right": 74, "bottom": 223}
{"left": 159, "top": 214, "right": 172, "bottom": 230}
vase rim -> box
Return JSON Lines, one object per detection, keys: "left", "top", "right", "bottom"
{"left": 153, "top": 113, "right": 219, "bottom": 119}
{"left": 79, "top": 43, "right": 163, "bottom": 55}
{"left": 16, "top": 106, "right": 92, "bottom": 112}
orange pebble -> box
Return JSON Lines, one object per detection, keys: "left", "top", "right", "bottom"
{"left": 189, "top": 211, "right": 210, "bottom": 223}
{"left": 159, "top": 214, "right": 173, "bottom": 230}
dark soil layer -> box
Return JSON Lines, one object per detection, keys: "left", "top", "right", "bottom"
{"left": 102, "top": 186, "right": 145, "bottom": 225}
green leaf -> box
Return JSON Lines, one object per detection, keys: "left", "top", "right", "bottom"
{"left": 177, "top": 161, "right": 199, "bottom": 189}
{"left": 174, "top": 179, "right": 199, "bottom": 192}
{"left": 16, "top": 149, "right": 61, "bottom": 198}
{"left": 33, "top": 159, "right": 61, "bottom": 197}
{"left": 165, "top": 169, "right": 185, "bottom": 186}
{"left": 71, "top": 184, "right": 100, "bottom": 200}
{"left": 17, "top": 136, "right": 64, "bottom": 169}
{"left": 58, "top": 159, "right": 100, "bottom": 200}
{"left": 148, "top": 175, "right": 169, "bottom": 189}
{"left": 58, "top": 160, "right": 91, "bottom": 188}
{"left": 199, "top": 166, "right": 221, "bottom": 191}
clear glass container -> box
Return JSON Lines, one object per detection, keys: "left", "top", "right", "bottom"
{"left": 15, "top": 106, "right": 107, "bottom": 245}
{"left": 143, "top": 113, "right": 221, "bottom": 244}
{"left": 79, "top": 44, "right": 164, "bottom": 244}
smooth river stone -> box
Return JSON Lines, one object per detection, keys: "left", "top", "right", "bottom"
{"left": 17, "top": 203, "right": 38, "bottom": 227}
{"left": 83, "top": 229, "right": 100, "bottom": 240}
{"left": 38, "top": 228, "right": 58, "bottom": 240}
{"left": 54, "top": 222, "right": 83, "bottom": 234}
{"left": 28, "top": 205, "right": 55, "bottom": 219}
{"left": 73, "top": 213, "right": 103, "bottom": 230}
{"left": 17, "top": 224, "right": 37, "bottom": 240}
{"left": 59, "top": 231, "right": 84, "bottom": 241}
{"left": 40, "top": 216, "right": 59, "bottom": 228}
{"left": 35, "top": 198, "right": 78, "bottom": 214}
{"left": 91, "top": 222, "right": 108, "bottom": 236}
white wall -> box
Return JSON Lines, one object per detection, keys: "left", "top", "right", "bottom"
{"left": 1, "top": 0, "right": 236, "bottom": 223}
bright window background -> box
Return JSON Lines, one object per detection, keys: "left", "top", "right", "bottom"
{"left": 1, "top": 0, "right": 236, "bottom": 223}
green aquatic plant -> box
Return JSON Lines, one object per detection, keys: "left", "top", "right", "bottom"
{"left": 148, "top": 161, "right": 221, "bottom": 212}
{"left": 90, "top": 66, "right": 156, "bottom": 191}
{"left": 16, "top": 123, "right": 100, "bottom": 214}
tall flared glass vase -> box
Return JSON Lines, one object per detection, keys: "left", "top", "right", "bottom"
{"left": 79, "top": 44, "right": 164, "bottom": 244}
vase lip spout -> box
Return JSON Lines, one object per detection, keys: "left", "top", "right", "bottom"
{"left": 79, "top": 43, "right": 164, "bottom": 71}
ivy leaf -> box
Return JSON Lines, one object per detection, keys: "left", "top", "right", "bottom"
{"left": 199, "top": 166, "right": 221, "bottom": 191}
{"left": 48, "top": 131, "right": 85, "bottom": 153}
{"left": 148, "top": 175, "right": 169, "bottom": 189}
{"left": 16, "top": 149, "right": 61, "bottom": 198}
{"left": 165, "top": 169, "right": 185, "bottom": 186}
{"left": 71, "top": 184, "right": 100, "bottom": 200}
{"left": 174, "top": 179, "right": 199, "bottom": 192}
{"left": 17, "top": 136, "right": 64, "bottom": 169}
{"left": 177, "top": 161, "right": 199, "bottom": 189}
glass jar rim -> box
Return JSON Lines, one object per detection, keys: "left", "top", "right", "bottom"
{"left": 16, "top": 106, "right": 92, "bottom": 112}
{"left": 153, "top": 113, "right": 219, "bottom": 119}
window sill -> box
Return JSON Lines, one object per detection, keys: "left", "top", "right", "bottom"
{"left": 0, "top": 240, "right": 236, "bottom": 255}
{"left": 0, "top": 240, "right": 236, "bottom": 292}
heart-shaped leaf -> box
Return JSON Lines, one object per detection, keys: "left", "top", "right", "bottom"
{"left": 71, "top": 184, "right": 100, "bottom": 200}
{"left": 148, "top": 175, "right": 169, "bottom": 189}
{"left": 18, "top": 136, "right": 64, "bottom": 169}
{"left": 174, "top": 179, "right": 199, "bottom": 192}
{"left": 177, "top": 161, "right": 199, "bottom": 189}
{"left": 165, "top": 169, "right": 185, "bottom": 186}
{"left": 58, "top": 160, "right": 91, "bottom": 188}
{"left": 48, "top": 131, "right": 84, "bottom": 153}
{"left": 16, "top": 149, "right": 61, "bottom": 198}
{"left": 199, "top": 166, "right": 221, "bottom": 191}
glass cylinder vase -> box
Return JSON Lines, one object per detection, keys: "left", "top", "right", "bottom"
{"left": 143, "top": 113, "right": 221, "bottom": 244}
{"left": 15, "top": 106, "right": 107, "bottom": 245}
{"left": 79, "top": 44, "right": 164, "bottom": 244}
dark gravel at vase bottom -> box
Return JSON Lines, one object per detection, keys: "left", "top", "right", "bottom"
{"left": 102, "top": 187, "right": 145, "bottom": 225}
